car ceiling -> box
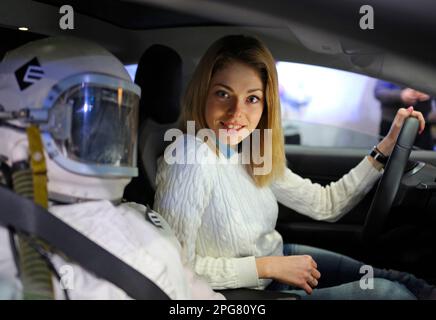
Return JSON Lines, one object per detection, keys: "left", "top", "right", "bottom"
{"left": 35, "top": 0, "right": 231, "bottom": 29}
{"left": 1, "top": 0, "right": 436, "bottom": 96}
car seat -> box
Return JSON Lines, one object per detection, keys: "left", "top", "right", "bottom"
{"left": 123, "top": 44, "right": 299, "bottom": 300}
{"left": 123, "top": 44, "right": 182, "bottom": 206}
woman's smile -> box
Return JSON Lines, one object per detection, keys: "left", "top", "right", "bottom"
{"left": 219, "top": 121, "right": 247, "bottom": 134}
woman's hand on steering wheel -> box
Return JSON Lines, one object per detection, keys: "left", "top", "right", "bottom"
{"left": 377, "top": 106, "right": 426, "bottom": 156}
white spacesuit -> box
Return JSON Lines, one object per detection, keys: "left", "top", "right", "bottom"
{"left": 0, "top": 37, "right": 224, "bottom": 300}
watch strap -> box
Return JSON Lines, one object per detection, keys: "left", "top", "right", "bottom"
{"left": 370, "top": 146, "right": 388, "bottom": 165}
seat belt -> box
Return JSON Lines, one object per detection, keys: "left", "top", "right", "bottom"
{"left": 15, "top": 125, "right": 55, "bottom": 299}
{"left": 0, "top": 186, "right": 170, "bottom": 300}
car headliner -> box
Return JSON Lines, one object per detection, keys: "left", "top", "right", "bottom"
{"left": 1, "top": 0, "right": 436, "bottom": 96}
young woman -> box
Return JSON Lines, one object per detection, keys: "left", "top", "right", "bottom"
{"left": 154, "top": 35, "right": 434, "bottom": 299}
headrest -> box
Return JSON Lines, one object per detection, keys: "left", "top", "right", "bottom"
{"left": 135, "top": 44, "right": 182, "bottom": 124}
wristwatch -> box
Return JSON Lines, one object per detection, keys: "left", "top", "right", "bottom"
{"left": 369, "top": 146, "right": 389, "bottom": 166}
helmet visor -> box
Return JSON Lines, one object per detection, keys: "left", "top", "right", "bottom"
{"left": 57, "top": 83, "right": 139, "bottom": 168}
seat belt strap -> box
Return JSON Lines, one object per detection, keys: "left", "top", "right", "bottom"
{"left": 14, "top": 126, "right": 54, "bottom": 299}
{"left": 27, "top": 125, "right": 48, "bottom": 209}
{"left": 0, "top": 186, "right": 170, "bottom": 300}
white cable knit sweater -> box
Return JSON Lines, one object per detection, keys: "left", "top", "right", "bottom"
{"left": 154, "top": 134, "right": 382, "bottom": 290}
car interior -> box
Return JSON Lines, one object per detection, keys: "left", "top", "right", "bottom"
{"left": 1, "top": 0, "right": 436, "bottom": 299}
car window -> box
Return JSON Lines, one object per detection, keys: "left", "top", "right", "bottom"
{"left": 277, "top": 61, "right": 436, "bottom": 151}
{"left": 127, "top": 60, "right": 436, "bottom": 151}
{"left": 283, "top": 119, "right": 379, "bottom": 148}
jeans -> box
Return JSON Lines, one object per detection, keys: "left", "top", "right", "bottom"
{"left": 266, "top": 244, "right": 434, "bottom": 300}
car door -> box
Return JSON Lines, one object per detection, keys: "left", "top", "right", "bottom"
{"left": 276, "top": 120, "right": 436, "bottom": 264}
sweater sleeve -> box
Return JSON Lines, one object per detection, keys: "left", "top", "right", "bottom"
{"left": 271, "top": 157, "right": 382, "bottom": 222}
{"left": 154, "top": 152, "right": 259, "bottom": 289}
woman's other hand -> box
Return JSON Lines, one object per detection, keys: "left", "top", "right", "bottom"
{"left": 256, "top": 255, "right": 321, "bottom": 294}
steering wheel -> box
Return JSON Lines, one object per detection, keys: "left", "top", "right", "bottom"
{"left": 361, "top": 117, "right": 420, "bottom": 244}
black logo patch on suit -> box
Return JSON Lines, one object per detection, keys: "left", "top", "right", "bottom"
{"left": 145, "top": 205, "right": 163, "bottom": 229}
{"left": 15, "top": 57, "right": 44, "bottom": 90}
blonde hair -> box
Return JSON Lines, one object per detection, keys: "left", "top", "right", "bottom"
{"left": 179, "top": 35, "right": 285, "bottom": 187}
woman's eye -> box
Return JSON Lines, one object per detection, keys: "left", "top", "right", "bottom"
{"left": 216, "top": 90, "right": 229, "bottom": 99}
{"left": 247, "top": 95, "right": 260, "bottom": 104}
